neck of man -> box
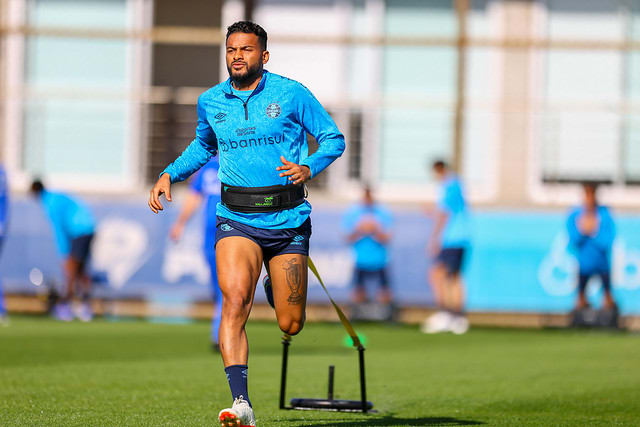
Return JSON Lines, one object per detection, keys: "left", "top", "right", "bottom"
{"left": 232, "top": 72, "right": 263, "bottom": 91}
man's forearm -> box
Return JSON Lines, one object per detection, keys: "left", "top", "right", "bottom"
{"left": 430, "top": 211, "right": 448, "bottom": 242}
{"left": 163, "top": 139, "right": 215, "bottom": 183}
{"left": 372, "top": 230, "right": 391, "bottom": 244}
{"left": 346, "top": 229, "right": 363, "bottom": 243}
{"left": 300, "top": 135, "right": 345, "bottom": 178}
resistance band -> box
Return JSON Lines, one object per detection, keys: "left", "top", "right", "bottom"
{"left": 308, "top": 257, "right": 363, "bottom": 349}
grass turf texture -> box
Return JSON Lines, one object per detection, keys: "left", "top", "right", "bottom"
{"left": 1, "top": 317, "right": 639, "bottom": 426}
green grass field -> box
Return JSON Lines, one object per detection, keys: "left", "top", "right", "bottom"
{"left": 1, "top": 316, "right": 639, "bottom": 426}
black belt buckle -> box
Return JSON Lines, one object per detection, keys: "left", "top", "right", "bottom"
{"left": 250, "top": 193, "right": 281, "bottom": 209}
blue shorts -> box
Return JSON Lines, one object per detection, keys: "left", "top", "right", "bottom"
{"left": 578, "top": 271, "right": 611, "bottom": 293}
{"left": 70, "top": 234, "right": 94, "bottom": 265}
{"left": 436, "top": 247, "right": 466, "bottom": 276}
{"left": 214, "top": 216, "right": 311, "bottom": 261}
{"left": 353, "top": 267, "right": 389, "bottom": 289}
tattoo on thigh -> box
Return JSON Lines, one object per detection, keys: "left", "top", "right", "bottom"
{"left": 283, "top": 259, "right": 304, "bottom": 305}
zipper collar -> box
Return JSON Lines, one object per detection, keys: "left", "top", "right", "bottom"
{"left": 223, "top": 70, "right": 269, "bottom": 120}
{"left": 223, "top": 69, "right": 269, "bottom": 97}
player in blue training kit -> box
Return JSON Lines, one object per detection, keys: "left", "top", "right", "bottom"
{"left": 423, "top": 160, "right": 472, "bottom": 335}
{"left": 0, "top": 165, "right": 8, "bottom": 324}
{"left": 31, "top": 180, "right": 96, "bottom": 322}
{"left": 342, "top": 186, "right": 393, "bottom": 305}
{"left": 148, "top": 22, "right": 344, "bottom": 427}
{"left": 170, "top": 157, "right": 223, "bottom": 350}
{"left": 566, "top": 182, "right": 616, "bottom": 310}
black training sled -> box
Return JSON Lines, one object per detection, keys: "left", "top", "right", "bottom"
{"left": 278, "top": 335, "right": 374, "bottom": 413}
{"left": 349, "top": 301, "right": 396, "bottom": 322}
{"left": 570, "top": 306, "right": 621, "bottom": 329}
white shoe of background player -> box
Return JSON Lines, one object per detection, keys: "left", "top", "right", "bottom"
{"left": 450, "top": 315, "right": 470, "bottom": 335}
{"left": 420, "top": 310, "right": 452, "bottom": 334}
{"left": 218, "top": 396, "right": 256, "bottom": 427}
{"left": 74, "top": 302, "right": 93, "bottom": 322}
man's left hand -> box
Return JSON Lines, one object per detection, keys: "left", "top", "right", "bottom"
{"left": 277, "top": 156, "right": 311, "bottom": 185}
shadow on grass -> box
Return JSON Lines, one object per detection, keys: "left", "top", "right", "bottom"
{"left": 293, "top": 415, "right": 484, "bottom": 426}
{"left": 252, "top": 346, "right": 352, "bottom": 356}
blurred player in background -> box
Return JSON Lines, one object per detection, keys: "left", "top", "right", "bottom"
{"left": 170, "top": 157, "right": 222, "bottom": 351}
{"left": 31, "top": 180, "right": 96, "bottom": 322}
{"left": 567, "top": 182, "right": 616, "bottom": 310}
{"left": 0, "top": 165, "right": 8, "bottom": 325}
{"left": 148, "top": 21, "right": 344, "bottom": 427}
{"left": 343, "top": 186, "right": 393, "bottom": 307}
{"left": 422, "top": 160, "right": 471, "bottom": 335}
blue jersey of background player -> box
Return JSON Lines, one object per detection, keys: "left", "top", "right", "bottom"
{"left": 170, "top": 157, "right": 222, "bottom": 349}
{"left": 0, "top": 165, "right": 8, "bottom": 322}
{"left": 31, "top": 180, "right": 96, "bottom": 322}
{"left": 424, "top": 160, "right": 472, "bottom": 335}
{"left": 342, "top": 187, "right": 393, "bottom": 305}
{"left": 191, "top": 158, "right": 222, "bottom": 243}
{"left": 566, "top": 182, "right": 616, "bottom": 310}
{"left": 436, "top": 174, "right": 471, "bottom": 255}
{"left": 148, "top": 22, "right": 345, "bottom": 426}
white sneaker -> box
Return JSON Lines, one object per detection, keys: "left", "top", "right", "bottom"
{"left": 74, "top": 302, "right": 93, "bottom": 322}
{"left": 218, "top": 397, "right": 256, "bottom": 427}
{"left": 420, "top": 311, "right": 452, "bottom": 334}
{"left": 450, "top": 315, "right": 469, "bottom": 335}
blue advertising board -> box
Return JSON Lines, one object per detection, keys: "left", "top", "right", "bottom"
{"left": 2, "top": 196, "right": 639, "bottom": 314}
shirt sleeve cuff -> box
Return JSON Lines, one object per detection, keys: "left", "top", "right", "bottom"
{"left": 300, "top": 161, "right": 315, "bottom": 178}
{"left": 159, "top": 169, "right": 175, "bottom": 183}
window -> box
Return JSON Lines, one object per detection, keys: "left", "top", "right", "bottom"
{"left": 21, "top": 0, "right": 135, "bottom": 188}
{"left": 539, "top": 0, "right": 640, "bottom": 185}
{"left": 379, "top": 0, "right": 499, "bottom": 199}
{"left": 380, "top": 0, "right": 457, "bottom": 185}
{"left": 145, "top": 0, "right": 222, "bottom": 184}
{"left": 624, "top": 0, "right": 640, "bottom": 183}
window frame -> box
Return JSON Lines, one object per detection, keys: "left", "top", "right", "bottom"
{"left": 528, "top": 0, "right": 640, "bottom": 207}
{"left": 2, "top": 0, "right": 151, "bottom": 193}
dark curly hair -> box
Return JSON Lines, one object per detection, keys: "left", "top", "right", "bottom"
{"left": 226, "top": 21, "right": 267, "bottom": 50}
{"left": 30, "top": 179, "right": 45, "bottom": 195}
{"left": 431, "top": 160, "right": 448, "bottom": 171}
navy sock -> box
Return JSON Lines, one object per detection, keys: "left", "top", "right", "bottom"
{"left": 225, "top": 365, "right": 251, "bottom": 407}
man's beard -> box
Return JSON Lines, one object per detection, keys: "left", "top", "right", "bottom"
{"left": 227, "top": 61, "right": 262, "bottom": 87}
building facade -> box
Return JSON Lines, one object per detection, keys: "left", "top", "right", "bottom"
{"left": 0, "top": 0, "right": 639, "bottom": 208}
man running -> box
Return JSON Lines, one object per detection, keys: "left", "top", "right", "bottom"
{"left": 148, "top": 21, "right": 345, "bottom": 427}
{"left": 170, "top": 157, "right": 223, "bottom": 351}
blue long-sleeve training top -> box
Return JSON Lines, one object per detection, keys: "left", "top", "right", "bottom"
{"left": 162, "top": 70, "right": 345, "bottom": 229}
{"left": 40, "top": 190, "right": 96, "bottom": 256}
{"left": 342, "top": 203, "right": 393, "bottom": 271}
{"left": 566, "top": 205, "right": 615, "bottom": 275}
{"left": 0, "top": 165, "right": 8, "bottom": 238}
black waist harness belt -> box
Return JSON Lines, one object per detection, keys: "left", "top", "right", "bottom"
{"left": 221, "top": 183, "right": 306, "bottom": 213}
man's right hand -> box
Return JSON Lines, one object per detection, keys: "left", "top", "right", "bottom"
{"left": 148, "top": 173, "right": 172, "bottom": 214}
